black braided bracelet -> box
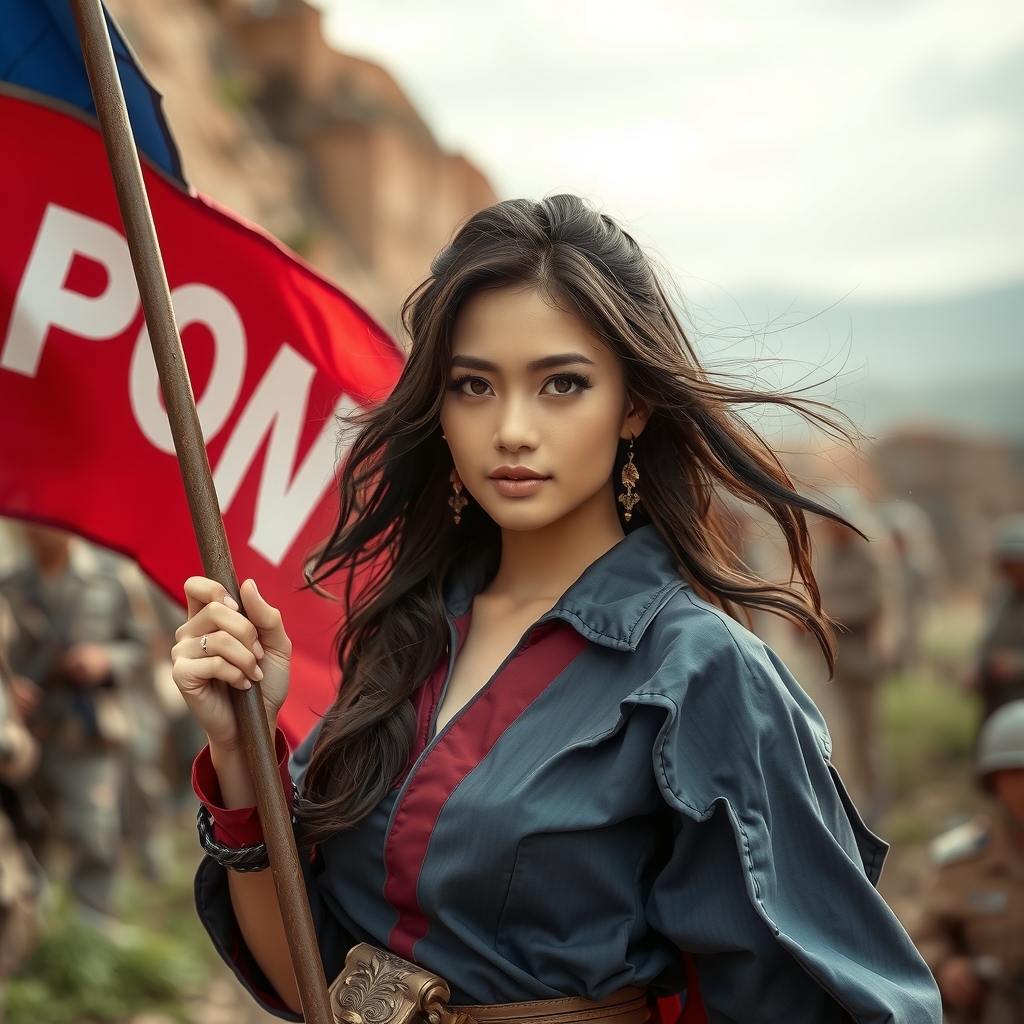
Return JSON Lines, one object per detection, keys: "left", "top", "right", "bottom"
{"left": 196, "top": 785, "right": 300, "bottom": 873}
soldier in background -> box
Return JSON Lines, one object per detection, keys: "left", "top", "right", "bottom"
{"left": 878, "top": 500, "right": 942, "bottom": 674}
{"left": 90, "top": 552, "right": 172, "bottom": 883}
{"left": 141, "top": 582, "right": 204, "bottom": 813}
{"left": 0, "top": 595, "right": 42, "bottom": 1017}
{"left": 913, "top": 701, "right": 1024, "bottom": 1023}
{"left": 0, "top": 525, "right": 148, "bottom": 926}
{"left": 975, "top": 516, "right": 1024, "bottom": 722}
{"left": 0, "top": 524, "right": 17, "bottom": 583}
{"left": 816, "top": 514, "right": 886, "bottom": 816}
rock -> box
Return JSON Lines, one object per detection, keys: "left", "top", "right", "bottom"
{"left": 105, "top": 0, "right": 497, "bottom": 332}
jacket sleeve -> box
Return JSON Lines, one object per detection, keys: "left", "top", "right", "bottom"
{"left": 195, "top": 850, "right": 355, "bottom": 1020}
{"left": 193, "top": 732, "right": 354, "bottom": 1020}
{"left": 635, "top": 601, "right": 941, "bottom": 1024}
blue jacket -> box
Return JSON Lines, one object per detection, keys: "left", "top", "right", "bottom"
{"left": 196, "top": 525, "right": 941, "bottom": 1023}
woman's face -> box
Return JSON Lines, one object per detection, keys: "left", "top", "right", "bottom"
{"left": 440, "top": 286, "right": 648, "bottom": 533}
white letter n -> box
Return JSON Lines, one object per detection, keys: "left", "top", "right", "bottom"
{"left": 213, "top": 344, "right": 354, "bottom": 566}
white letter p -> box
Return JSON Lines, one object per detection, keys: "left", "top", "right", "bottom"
{"left": 1, "top": 204, "right": 140, "bottom": 377}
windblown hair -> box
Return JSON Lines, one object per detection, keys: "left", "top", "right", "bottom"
{"left": 296, "top": 194, "right": 849, "bottom": 844}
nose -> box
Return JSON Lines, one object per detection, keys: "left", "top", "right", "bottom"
{"left": 493, "top": 392, "right": 539, "bottom": 454}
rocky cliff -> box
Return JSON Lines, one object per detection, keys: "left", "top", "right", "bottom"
{"left": 105, "top": 0, "right": 497, "bottom": 331}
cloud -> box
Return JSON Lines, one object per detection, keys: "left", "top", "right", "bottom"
{"left": 318, "top": 0, "right": 1024, "bottom": 301}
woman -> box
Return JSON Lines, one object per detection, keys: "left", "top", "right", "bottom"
{"left": 174, "top": 196, "right": 941, "bottom": 1023}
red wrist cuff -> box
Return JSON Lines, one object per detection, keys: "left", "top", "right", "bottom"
{"left": 192, "top": 729, "right": 293, "bottom": 848}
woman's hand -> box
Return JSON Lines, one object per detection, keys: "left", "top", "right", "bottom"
{"left": 171, "top": 577, "right": 291, "bottom": 754}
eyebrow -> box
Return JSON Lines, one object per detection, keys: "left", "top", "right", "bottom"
{"left": 449, "top": 352, "right": 596, "bottom": 373}
{"left": 527, "top": 352, "right": 596, "bottom": 371}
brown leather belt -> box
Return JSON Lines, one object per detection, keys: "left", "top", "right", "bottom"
{"left": 449, "top": 987, "right": 649, "bottom": 1024}
{"left": 329, "top": 944, "right": 651, "bottom": 1024}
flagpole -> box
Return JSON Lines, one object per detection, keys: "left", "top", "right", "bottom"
{"left": 67, "top": 2, "right": 333, "bottom": 1020}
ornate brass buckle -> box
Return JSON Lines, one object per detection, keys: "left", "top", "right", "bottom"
{"left": 329, "top": 943, "right": 454, "bottom": 1024}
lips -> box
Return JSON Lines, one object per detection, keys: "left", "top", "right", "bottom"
{"left": 489, "top": 466, "right": 546, "bottom": 480}
{"left": 488, "top": 465, "right": 550, "bottom": 497}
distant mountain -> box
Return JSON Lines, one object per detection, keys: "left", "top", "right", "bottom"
{"left": 850, "top": 374, "right": 1024, "bottom": 439}
{"left": 688, "top": 282, "right": 1024, "bottom": 438}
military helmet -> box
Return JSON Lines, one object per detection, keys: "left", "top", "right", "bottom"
{"left": 977, "top": 700, "right": 1024, "bottom": 779}
{"left": 993, "top": 515, "right": 1024, "bottom": 562}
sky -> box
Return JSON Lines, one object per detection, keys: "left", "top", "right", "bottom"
{"left": 318, "top": 0, "right": 1024, "bottom": 305}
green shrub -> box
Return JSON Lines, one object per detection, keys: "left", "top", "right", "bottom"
{"left": 215, "top": 75, "right": 250, "bottom": 109}
{"left": 882, "top": 671, "right": 981, "bottom": 794}
{"left": 6, "top": 918, "right": 202, "bottom": 1023}
{"left": 6, "top": 832, "right": 215, "bottom": 1023}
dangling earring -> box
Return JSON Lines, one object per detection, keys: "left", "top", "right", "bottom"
{"left": 618, "top": 437, "right": 640, "bottom": 521}
{"left": 448, "top": 468, "right": 468, "bottom": 524}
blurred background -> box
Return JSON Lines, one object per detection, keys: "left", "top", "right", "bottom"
{"left": 1, "top": 0, "right": 1022, "bottom": 1020}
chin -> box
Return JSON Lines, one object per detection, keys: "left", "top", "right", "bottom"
{"left": 480, "top": 500, "right": 567, "bottom": 533}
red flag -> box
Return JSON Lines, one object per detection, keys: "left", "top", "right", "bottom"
{"left": 0, "top": 90, "right": 404, "bottom": 744}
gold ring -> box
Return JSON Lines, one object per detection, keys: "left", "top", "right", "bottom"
{"left": 201, "top": 635, "right": 208, "bottom": 653}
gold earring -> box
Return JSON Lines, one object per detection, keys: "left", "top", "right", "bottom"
{"left": 618, "top": 438, "right": 640, "bottom": 521}
{"left": 448, "top": 468, "right": 468, "bottom": 524}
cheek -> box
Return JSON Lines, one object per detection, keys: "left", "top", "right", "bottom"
{"left": 544, "top": 395, "right": 623, "bottom": 472}
{"left": 439, "top": 398, "right": 476, "bottom": 450}
{"left": 565, "top": 389, "right": 623, "bottom": 439}
{"left": 439, "top": 399, "right": 454, "bottom": 437}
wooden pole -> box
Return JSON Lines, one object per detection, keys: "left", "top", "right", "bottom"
{"left": 68, "top": 2, "right": 333, "bottom": 1020}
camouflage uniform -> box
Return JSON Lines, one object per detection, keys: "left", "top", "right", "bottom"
{"left": 978, "top": 593, "right": 1024, "bottom": 722}
{"left": 92, "top": 553, "right": 172, "bottom": 881}
{"left": 816, "top": 532, "right": 885, "bottom": 809}
{"left": 914, "top": 814, "right": 1024, "bottom": 1023}
{"left": 0, "top": 595, "right": 42, "bottom": 1015}
{"left": 0, "top": 544, "right": 147, "bottom": 914}
{"left": 978, "top": 516, "right": 1024, "bottom": 722}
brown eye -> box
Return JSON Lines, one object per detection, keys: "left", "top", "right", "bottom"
{"left": 541, "top": 373, "right": 590, "bottom": 396}
{"left": 454, "top": 376, "right": 493, "bottom": 397}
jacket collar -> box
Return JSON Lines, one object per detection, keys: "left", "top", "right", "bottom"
{"left": 445, "top": 525, "right": 687, "bottom": 652}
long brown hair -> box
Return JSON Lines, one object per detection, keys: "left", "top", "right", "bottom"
{"left": 297, "top": 194, "right": 849, "bottom": 843}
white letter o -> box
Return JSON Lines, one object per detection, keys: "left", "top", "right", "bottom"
{"left": 130, "top": 284, "right": 247, "bottom": 454}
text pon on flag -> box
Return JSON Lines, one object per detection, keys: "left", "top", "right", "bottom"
{"left": 0, "top": 88, "right": 404, "bottom": 744}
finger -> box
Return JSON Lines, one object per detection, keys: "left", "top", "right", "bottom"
{"left": 182, "top": 576, "right": 240, "bottom": 622}
{"left": 177, "top": 601, "right": 259, "bottom": 651}
{"left": 239, "top": 579, "right": 291, "bottom": 658}
{"left": 177, "top": 632, "right": 263, "bottom": 681}
{"left": 173, "top": 654, "right": 252, "bottom": 693}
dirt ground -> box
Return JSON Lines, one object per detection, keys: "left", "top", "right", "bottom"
{"left": 187, "top": 973, "right": 281, "bottom": 1024}
{"left": 126, "top": 973, "right": 280, "bottom": 1024}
